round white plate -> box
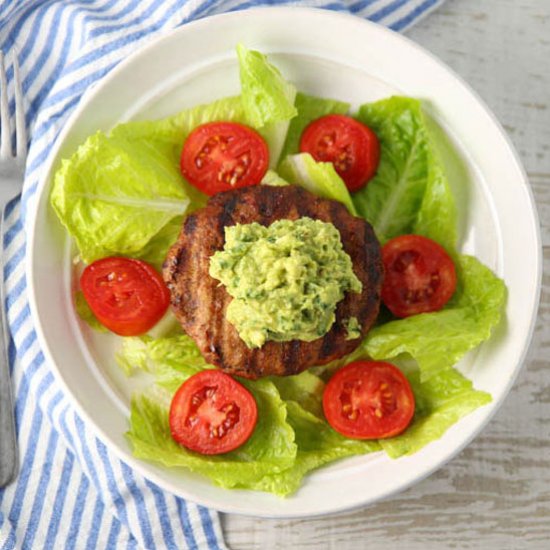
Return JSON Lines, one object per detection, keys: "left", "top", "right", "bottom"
{"left": 27, "top": 7, "right": 541, "bottom": 518}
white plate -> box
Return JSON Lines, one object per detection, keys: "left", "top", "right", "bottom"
{"left": 27, "top": 7, "right": 541, "bottom": 518}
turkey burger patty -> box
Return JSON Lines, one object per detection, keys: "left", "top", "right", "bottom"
{"left": 163, "top": 185, "right": 383, "bottom": 379}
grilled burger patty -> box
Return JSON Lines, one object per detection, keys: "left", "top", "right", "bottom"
{"left": 163, "top": 185, "right": 383, "bottom": 379}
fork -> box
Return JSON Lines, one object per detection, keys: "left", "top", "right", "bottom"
{"left": 0, "top": 50, "right": 26, "bottom": 488}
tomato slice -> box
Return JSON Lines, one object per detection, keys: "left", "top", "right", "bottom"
{"left": 180, "top": 121, "right": 269, "bottom": 196}
{"left": 381, "top": 234, "right": 457, "bottom": 318}
{"left": 323, "top": 361, "right": 415, "bottom": 439}
{"left": 169, "top": 370, "right": 258, "bottom": 455}
{"left": 299, "top": 114, "right": 380, "bottom": 192}
{"left": 80, "top": 257, "right": 170, "bottom": 336}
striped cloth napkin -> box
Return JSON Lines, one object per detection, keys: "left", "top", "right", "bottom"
{"left": 0, "top": 1, "right": 445, "bottom": 548}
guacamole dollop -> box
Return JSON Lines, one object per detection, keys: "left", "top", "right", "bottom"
{"left": 209, "top": 217, "right": 362, "bottom": 349}
{"left": 344, "top": 317, "right": 361, "bottom": 340}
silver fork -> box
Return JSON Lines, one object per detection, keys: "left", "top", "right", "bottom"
{"left": 0, "top": 50, "right": 26, "bottom": 487}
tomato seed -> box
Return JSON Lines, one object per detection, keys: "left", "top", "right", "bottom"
{"left": 394, "top": 250, "right": 420, "bottom": 273}
{"left": 320, "top": 133, "right": 335, "bottom": 147}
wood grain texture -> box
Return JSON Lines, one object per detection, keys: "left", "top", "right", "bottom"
{"left": 223, "top": 0, "right": 550, "bottom": 548}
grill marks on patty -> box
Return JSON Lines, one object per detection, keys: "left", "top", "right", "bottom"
{"left": 163, "top": 185, "right": 383, "bottom": 379}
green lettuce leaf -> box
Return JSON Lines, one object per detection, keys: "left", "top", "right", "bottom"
{"left": 412, "top": 144, "right": 458, "bottom": 253}
{"left": 110, "top": 95, "right": 247, "bottom": 209}
{"left": 261, "top": 157, "right": 357, "bottom": 218}
{"left": 121, "top": 334, "right": 298, "bottom": 493}
{"left": 380, "top": 366, "right": 491, "bottom": 457}
{"left": 351, "top": 96, "right": 504, "bottom": 383}
{"left": 51, "top": 96, "right": 250, "bottom": 264}
{"left": 269, "top": 370, "right": 326, "bottom": 418}
{"left": 135, "top": 216, "right": 184, "bottom": 270}
{"left": 353, "top": 96, "right": 457, "bottom": 249}
{"left": 51, "top": 131, "right": 189, "bottom": 264}
{"left": 278, "top": 153, "right": 357, "bottom": 215}
{"left": 74, "top": 291, "right": 107, "bottom": 333}
{"left": 363, "top": 255, "right": 506, "bottom": 380}
{"left": 128, "top": 382, "right": 298, "bottom": 493}
{"left": 261, "top": 169, "right": 290, "bottom": 187}
{"left": 116, "top": 333, "right": 209, "bottom": 386}
{"left": 237, "top": 44, "right": 297, "bottom": 166}
{"left": 252, "top": 401, "right": 380, "bottom": 495}
{"left": 237, "top": 43, "right": 297, "bottom": 128}
{"left": 280, "top": 93, "right": 350, "bottom": 160}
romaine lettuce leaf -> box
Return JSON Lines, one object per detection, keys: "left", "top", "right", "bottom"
{"left": 362, "top": 255, "right": 506, "bottom": 380}
{"left": 121, "top": 334, "right": 298, "bottom": 493}
{"left": 251, "top": 401, "right": 380, "bottom": 495}
{"left": 380, "top": 366, "right": 491, "bottom": 457}
{"left": 128, "top": 383, "right": 298, "bottom": 493}
{"left": 264, "top": 372, "right": 380, "bottom": 495}
{"left": 353, "top": 96, "right": 457, "bottom": 249}
{"left": 261, "top": 169, "right": 290, "bottom": 187}
{"left": 279, "top": 93, "right": 350, "bottom": 161}
{"left": 278, "top": 153, "right": 357, "bottom": 215}
{"left": 261, "top": 156, "right": 357, "bottom": 217}
{"left": 269, "top": 369, "right": 326, "bottom": 418}
{"left": 51, "top": 96, "right": 249, "bottom": 264}
{"left": 412, "top": 145, "right": 458, "bottom": 253}
{"left": 51, "top": 131, "right": 189, "bottom": 264}
{"left": 135, "top": 216, "right": 185, "bottom": 269}
{"left": 237, "top": 44, "right": 297, "bottom": 166}
{"left": 116, "top": 333, "right": 209, "bottom": 385}
{"left": 351, "top": 96, "right": 504, "bottom": 382}
{"left": 74, "top": 291, "right": 106, "bottom": 333}
{"left": 110, "top": 95, "right": 246, "bottom": 210}
{"left": 237, "top": 43, "right": 297, "bottom": 128}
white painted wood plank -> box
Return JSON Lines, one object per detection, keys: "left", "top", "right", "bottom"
{"left": 223, "top": 0, "right": 550, "bottom": 547}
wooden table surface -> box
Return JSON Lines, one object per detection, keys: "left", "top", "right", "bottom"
{"left": 223, "top": 0, "right": 550, "bottom": 548}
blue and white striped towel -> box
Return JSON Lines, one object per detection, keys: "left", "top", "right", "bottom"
{"left": 0, "top": 1, "right": 445, "bottom": 548}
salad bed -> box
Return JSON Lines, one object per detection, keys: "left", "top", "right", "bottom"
{"left": 51, "top": 45, "right": 506, "bottom": 496}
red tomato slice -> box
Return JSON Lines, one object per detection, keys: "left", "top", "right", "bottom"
{"left": 299, "top": 114, "right": 380, "bottom": 192}
{"left": 80, "top": 257, "right": 170, "bottom": 336}
{"left": 169, "top": 370, "right": 258, "bottom": 455}
{"left": 381, "top": 234, "right": 457, "bottom": 318}
{"left": 323, "top": 361, "right": 415, "bottom": 439}
{"left": 180, "top": 121, "right": 269, "bottom": 196}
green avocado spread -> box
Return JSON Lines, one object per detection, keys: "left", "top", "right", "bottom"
{"left": 344, "top": 317, "right": 361, "bottom": 341}
{"left": 209, "top": 217, "right": 362, "bottom": 349}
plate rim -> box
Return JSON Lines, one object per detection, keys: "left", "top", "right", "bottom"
{"left": 25, "top": 6, "right": 542, "bottom": 518}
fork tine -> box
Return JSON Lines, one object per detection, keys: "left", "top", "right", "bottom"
{"left": 12, "top": 51, "right": 26, "bottom": 159}
{"left": 0, "top": 51, "right": 12, "bottom": 159}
